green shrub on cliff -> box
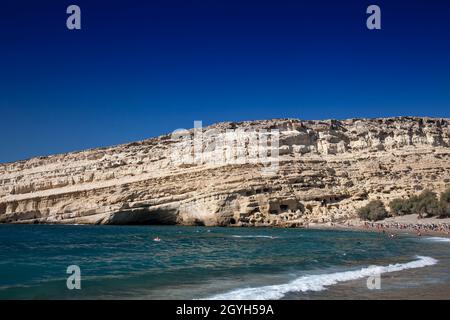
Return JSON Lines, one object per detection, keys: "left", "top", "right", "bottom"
{"left": 440, "top": 188, "right": 450, "bottom": 205}
{"left": 412, "top": 190, "right": 443, "bottom": 217}
{"left": 389, "top": 198, "right": 410, "bottom": 216}
{"left": 389, "top": 189, "right": 447, "bottom": 218}
{"left": 358, "top": 200, "right": 388, "bottom": 221}
{"left": 439, "top": 188, "right": 450, "bottom": 218}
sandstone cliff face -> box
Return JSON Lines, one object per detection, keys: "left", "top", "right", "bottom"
{"left": 1, "top": 117, "right": 449, "bottom": 226}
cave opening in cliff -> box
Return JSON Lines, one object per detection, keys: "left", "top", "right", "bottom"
{"left": 193, "top": 219, "right": 205, "bottom": 226}
{"left": 108, "top": 207, "right": 178, "bottom": 225}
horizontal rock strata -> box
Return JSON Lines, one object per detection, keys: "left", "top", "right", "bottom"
{"left": 1, "top": 117, "right": 449, "bottom": 226}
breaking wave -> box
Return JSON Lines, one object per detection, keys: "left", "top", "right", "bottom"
{"left": 231, "top": 235, "right": 277, "bottom": 239}
{"left": 205, "top": 256, "right": 438, "bottom": 300}
{"left": 424, "top": 237, "right": 450, "bottom": 243}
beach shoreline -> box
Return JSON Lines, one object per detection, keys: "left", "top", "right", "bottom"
{"left": 308, "top": 214, "right": 450, "bottom": 238}
{"left": 1, "top": 223, "right": 449, "bottom": 299}
{"left": 2, "top": 216, "right": 450, "bottom": 238}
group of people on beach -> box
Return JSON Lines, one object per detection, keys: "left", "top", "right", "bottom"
{"left": 363, "top": 221, "right": 450, "bottom": 236}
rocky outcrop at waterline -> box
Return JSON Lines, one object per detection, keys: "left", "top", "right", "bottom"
{"left": 1, "top": 117, "right": 449, "bottom": 226}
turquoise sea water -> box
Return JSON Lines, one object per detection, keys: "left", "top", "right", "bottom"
{"left": 0, "top": 225, "right": 449, "bottom": 299}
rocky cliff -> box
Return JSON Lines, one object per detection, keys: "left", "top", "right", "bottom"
{"left": 1, "top": 117, "right": 449, "bottom": 226}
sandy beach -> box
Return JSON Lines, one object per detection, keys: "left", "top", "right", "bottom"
{"left": 310, "top": 214, "right": 450, "bottom": 237}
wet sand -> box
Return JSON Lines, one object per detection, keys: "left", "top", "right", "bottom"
{"left": 288, "top": 279, "right": 450, "bottom": 300}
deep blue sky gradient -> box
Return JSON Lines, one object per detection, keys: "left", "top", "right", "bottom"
{"left": 1, "top": 0, "right": 449, "bottom": 162}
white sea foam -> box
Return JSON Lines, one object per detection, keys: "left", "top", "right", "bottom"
{"left": 424, "top": 237, "right": 450, "bottom": 243}
{"left": 205, "top": 256, "right": 438, "bottom": 300}
{"left": 231, "top": 235, "right": 276, "bottom": 239}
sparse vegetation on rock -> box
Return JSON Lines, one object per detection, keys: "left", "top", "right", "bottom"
{"left": 357, "top": 200, "right": 388, "bottom": 221}
{"left": 388, "top": 198, "right": 411, "bottom": 216}
{"left": 389, "top": 188, "right": 450, "bottom": 218}
{"left": 439, "top": 188, "right": 450, "bottom": 218}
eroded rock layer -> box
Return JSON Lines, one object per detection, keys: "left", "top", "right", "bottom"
{"left": 1, "top": 117, "right": 449, "bottom": 226}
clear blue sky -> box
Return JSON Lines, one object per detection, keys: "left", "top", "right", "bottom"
{"left": 1, "top": 0, "right": 449, "bottom": 163}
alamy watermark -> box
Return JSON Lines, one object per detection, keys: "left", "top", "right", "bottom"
{"left": 66, "top": 265, "right": 81, "bottom": 290}
{"left": 66, "top": 5, "right": 81, "bottom": 30}
{"left": 65, "top": 4, "right": 381, "bottom": 31}
{"left": 367, "top": 5, "right": 381, "bottom": 30}
{"left": 366, "top": 272, "right": 381, "bottom": 290}
{"left": 170, "top": 121, "right": 280, "bottom": 174}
